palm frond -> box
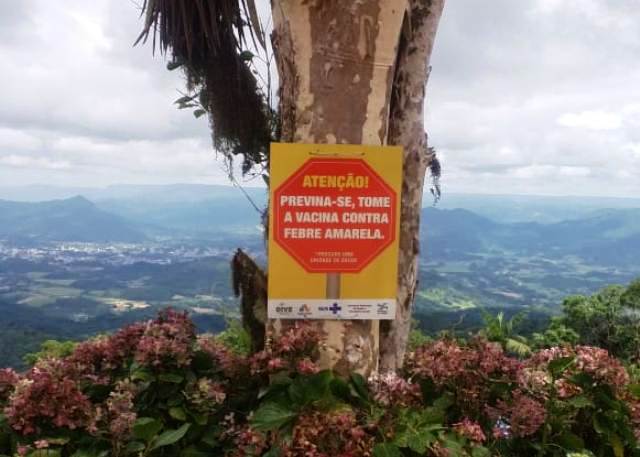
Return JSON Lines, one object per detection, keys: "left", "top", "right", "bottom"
{"left": 136, "top": 0, "right": 273, "bottom": 172}
{"left": 136, "top": 0, "right": 250, "bottom": 62}
{"left": 505, "top": 338, "right": 532, "bottom": 357}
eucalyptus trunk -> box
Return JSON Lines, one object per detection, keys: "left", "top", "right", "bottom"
{"left": 270, "top": 0, "right": 445, "bottom": 374}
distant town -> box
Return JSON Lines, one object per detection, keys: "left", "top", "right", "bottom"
{"left": 0, "top": 240, "right": 235, "bottom": 267}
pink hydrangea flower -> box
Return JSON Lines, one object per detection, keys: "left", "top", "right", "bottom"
{"left": 368, "top": 371, "right": 421, "bottom": 407}
{"left": 5, "top": 360, "right": 95, "bottom": 435}
{"left": 453, "top": 418, "right": 486, "bottom": 443}
{"left": 0, "top": 368, "right": 18, "bottom": 402}
{"left": 296, "top": 358, "right": 320, "bottom": 375}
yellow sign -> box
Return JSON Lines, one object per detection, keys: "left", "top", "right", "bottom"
{"left": 268, "top": 143, "right": 402, "bottom": 320}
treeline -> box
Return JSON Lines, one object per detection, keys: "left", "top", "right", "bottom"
{"left": 414, "top": 278, "right": 640, "bottom": 365}
{"left": 0, "top": 300, "right": 226, "bottom": 369}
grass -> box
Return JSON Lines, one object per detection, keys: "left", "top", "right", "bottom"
{"left": 25, "top": 272, "right": 48, "bottom": 280}
{"left": 33, "top": 278, "right": 76, "bottom": 287}
{"left": 19, "top": 295, "right": 55, "bottom": 307}
{"left": 18, "top": 284, "right": 84, "bottom": 308}
{"left": 35, "top": 286, "right": 83, "bottom": 298}
{"left": 417, "top": 288, "right": 478, "bottom": 310}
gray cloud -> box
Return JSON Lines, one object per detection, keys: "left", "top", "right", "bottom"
{"left": 427, "top": 0, "right": 640, "bottom": 197}
{"left": 0, "top": 0, "right": 638, "bottom": 197}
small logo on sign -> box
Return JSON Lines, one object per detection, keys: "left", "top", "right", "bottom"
{"left": 298, "top": 303, "right": 312, "bottom": 318}
{"left": 275, "top": 304, "right": 293, "bottom": 315}
{"left": 377, "top": 303, "right": 389, "bottom": 314}
{"left": 329, "top": 302, "right": 342, "bottom": 315}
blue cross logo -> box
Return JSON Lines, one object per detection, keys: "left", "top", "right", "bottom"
{"left": 329, "top": 302, "right": 342, "bottom": 314}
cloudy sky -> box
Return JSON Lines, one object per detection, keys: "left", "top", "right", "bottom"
{"left": 0, "top": 0, "right": 639, "bottom": 198}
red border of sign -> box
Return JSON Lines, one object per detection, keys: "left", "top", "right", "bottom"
{"left": 273, "top": 158, "right": 397, "bottom": 273}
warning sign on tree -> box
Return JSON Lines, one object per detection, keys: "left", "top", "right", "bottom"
{"left": 268, "top": 143, "right": 402, "bottom": 320}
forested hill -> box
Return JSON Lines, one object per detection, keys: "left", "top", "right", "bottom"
{"left": 0, "top": 197, "right": 146, "bottom": 243}
{"left": 422, "top": 206, "right": 640, "bottom": 266}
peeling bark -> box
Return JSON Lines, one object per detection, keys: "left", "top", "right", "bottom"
{"left": 232, "top": 249, "right": 267, "bottom": 353}
{"left": 381, "top": 0, "right": 445, "bottom": 372}
{"left": 270, "top": 0, "right": 445, "bottom": 374}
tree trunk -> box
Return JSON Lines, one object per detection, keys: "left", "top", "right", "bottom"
{"left": 381, "top": 0, "right": 445, "bottom": 372}
{"left": 270, "top": 0, "right": 445, "bottom": 374}
{"left": 232, "top": 249, "right": 268, "bottom": 353}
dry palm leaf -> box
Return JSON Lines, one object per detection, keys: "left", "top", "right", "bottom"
{"left": 136, "top": 0, "right": 272, "bottom": 172}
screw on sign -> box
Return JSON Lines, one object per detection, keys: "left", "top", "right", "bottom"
{"left": 273, "top": 158, "right": 397, "bottom": 274}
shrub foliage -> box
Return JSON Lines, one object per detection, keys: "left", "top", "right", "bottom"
{"left": 1, "top": 310, "right": 640, "bottom": 456}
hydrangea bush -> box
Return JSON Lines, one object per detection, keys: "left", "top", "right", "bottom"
{"left": 1, "top": 310, "right": 640, "bottom": 457}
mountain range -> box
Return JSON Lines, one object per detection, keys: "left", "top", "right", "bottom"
{"left": 421, "top": 207, "right": 640, "bottom": 266}
{"left": 0, "top": 196, "right": 146, "bottom": 243}
{"left": 2, "top": 184, "right": 640, "bottom": 223}
{"left": 0, "top": 189, "right": 639, "bottom": 267}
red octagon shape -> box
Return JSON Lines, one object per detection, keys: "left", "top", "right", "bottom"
{"left": 273, "top": 158, "right": 397, "bottom": 273}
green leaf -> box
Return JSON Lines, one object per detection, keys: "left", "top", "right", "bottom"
{"left": 593, "top": 413, "right": 615, "bottom": 436}
{"left": 628, "top": 383, "right": 640, "bottom": 399}
{"left": 270, "top": 371, "right": 294, "bottom": 387}
{"left": 239, "top": 50, "right": 254, "bottom": 61}
{"left": 124, "top": 442, "right": 145, "bottom": 454}
{"left": 289, "top": 370, "right": 332, "bottom": 407}
{"left": 190, "top": 412, "right": 208, "bottom": 426}
{"left": 27, "top": 451, "right": 61, "bottom": 457}
{"left": 419, "top": 379, "right": 438, "bottom": 404}
{"left": 610, "top": 433, "right": 624, "bottom": 457}
{"left": 569, "top": 372, "right": 595, "bottom": 390}
{"left": 263, "top": 448, "right": 282, "bottom": 457}
{"left": 350, "top": 373, "right": 369, "bottom": 402}
{"left": 78, "top": 452, "right": 107, "bottom": 457}
{"left": 558, "top": 432, "right": 585, "bottom": 450}
{"left": 191, "top": 350, "right": 214, "bottom": 371}
{"left": 167, "top": 61, "right": 182, "bottom": 71}
{"left": 193, "top": 109, "right": 207, "bottom": 119}
{"left": 471, "top": 446, "right": 491, "bottom": 457}
{"left": 169, "top": 406, "right": 188, "bottom": 421}
{"left": 159, "top": 373, "right": 184, "bottom": 383}
{"left": 174, "top": 95, "right": 195, "bottom": 105}
{"left": 567, "top": 395, "right": 594, "bottom": 409}
{"left": 505, "top": 338, "right": 531, "bottom": 356}
{"left": 372, "top": 443, "right": 402, "bottom": 457}
{"left": 421, "top": 406, "right": 445, "bottom": 425}
{"left": 433, "top": 394, "right": 454, "bottom": 412}
{"left": 330, "top": 377, "right": 352, "bottom": 400}
{"left": 133, "top": 417, "right": 163, "bottom": 442}
{"left": 593, "top": 387, "right": 619, "bottom": 410}
{"left": 151, "top": 423, "right": 191, "bottom": 450}
{"left": 251, "top": 402, "right": 297, "bottom": 431}
{"left": 180, "top": 446, "right": 209, "bottom": 457}
{"left": 130, "top": 368, "right": 154, "bottom": 382}
{"left": 548, "top": 356, "right": 575, "bottom": 377}
{"left": 393, "top": 409, "right": 441, "bottom": 453}
{"left": 407, "top": 432, "right": 433, "bottom": 454}
{"left": 198, "top": 89, "right": 209, "bottom": 109}
{"left": 201, "top": 432, "right": 219, "bottom": 448}
{"left": 70, "top": 450, "right": 104, "bottom": 457}
{"left": 442, "top": 435, "right": 466, "bottom": 457}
